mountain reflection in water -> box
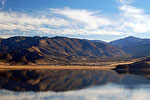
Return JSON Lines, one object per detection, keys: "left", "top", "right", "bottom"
{"left": 1, "top": 69, "right": 150, "bottom": 100}
{"left": 0, "top": 69, "right": 150, "bottom": 92}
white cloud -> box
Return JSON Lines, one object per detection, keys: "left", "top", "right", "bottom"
{"left": 119, "top": 4, "right": 150, "bottom": 34}
{"left": 50, "top": 7, "right": 111, "bottom": 29}
{"left": 115, "top": 0, "right": 150, "bottom": 34}
{"left": 0, "top": 11, "right": 71, "bottom": 35}
{"left": 118, "top": 0, "right": 132, "bottom": 4}
{"left": 120, "top": 5, "right": 143, "bottom": 14}
{"left": 0, "top": 12, "right": 70, "bottom": 28}
{"left": 0, "top": 8, "right": 123, "bottom": 37}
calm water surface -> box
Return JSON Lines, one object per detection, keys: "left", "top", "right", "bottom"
{"left": 0, "top": 69, "right": 150, "bottom": 100}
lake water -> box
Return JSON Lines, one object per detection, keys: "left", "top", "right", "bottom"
{"left": 0, "top": 69, "right": 150, "bottom": 100}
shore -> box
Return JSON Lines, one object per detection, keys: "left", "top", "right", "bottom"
{"left": 0, "top": 65, "right": 115, "bottom": 70}
{"left": 0, "top": 58, "right": 141, "bottom": 70}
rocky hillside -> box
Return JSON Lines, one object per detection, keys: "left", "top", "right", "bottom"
{"left": 0, "top": 36, "right": 128, "bottom": 65}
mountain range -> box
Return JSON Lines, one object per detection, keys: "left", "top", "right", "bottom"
{"left": 1, "top": 35, "right": 150, "bottom": 65}
{"left": 0, "top": 36, "right": 127, "bottom": 65}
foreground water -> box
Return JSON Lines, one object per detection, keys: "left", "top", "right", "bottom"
{"left": 0, "top": 69, "right": 150, "bottom": 100}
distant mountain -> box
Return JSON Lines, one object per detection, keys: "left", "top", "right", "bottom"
{"left": 109, "top": 36, "right": 143, "bottom": 47}
{"left": 90, "top": 40, "right": 107, "bottom": 43}
{"left": 0, "top": 36, "right": 127, "bottom": 65}
{"left": 82, "top": 39, "right": 106, "bottom": 44}
{"left": 109, "top": 36, "right": 150, "bottom": 57}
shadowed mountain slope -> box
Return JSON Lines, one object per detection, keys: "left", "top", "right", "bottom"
{"left": 110, "top": 36, "right": 150, "bottom": 57}
{"left": 0, "top": 36, "right": 127, "bottom": 65}
{"left": 109, "top": 36, "right": 143, "bottom": 47}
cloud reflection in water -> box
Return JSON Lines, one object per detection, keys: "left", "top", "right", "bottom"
{"left": 0, "top": 84, "right": 150, "bottom": 100}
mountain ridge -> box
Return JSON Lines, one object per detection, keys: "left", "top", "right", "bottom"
{"left": 0, "top": 36, "right": 128, "bottom": 65}
{"left": 109, "top": 36, "right": 143, "bottom": 47}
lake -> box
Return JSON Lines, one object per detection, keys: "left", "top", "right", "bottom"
{"left": 0, "top": 69, "right": 150, "bottom": 100}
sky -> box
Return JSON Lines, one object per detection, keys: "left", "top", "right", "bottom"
{"left": 0, "top": 0, "right": 150, "bottom": 41}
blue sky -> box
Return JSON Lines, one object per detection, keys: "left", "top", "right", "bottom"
{"left": 0, "top": 0, "right": 150, "bottom": 41}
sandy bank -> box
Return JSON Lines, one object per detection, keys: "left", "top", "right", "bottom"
{"left": 0, "top": 65, "right": 115, "bottom": 70}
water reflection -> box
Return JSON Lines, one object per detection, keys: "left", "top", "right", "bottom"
{"left": 115, "top": 69, "right": 150, "bottom": 79}
{"left": 1, "top": 84, "right": 150, "bottom": 100}
{"left": 0, "top": 69, "right": 150, "bottom": 92}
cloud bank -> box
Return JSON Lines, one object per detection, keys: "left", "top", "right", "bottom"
{"left": 0, "top": 8, "right": 122, "bottom": 37}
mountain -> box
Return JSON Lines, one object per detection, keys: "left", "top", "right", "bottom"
{"left": 0, "top": 36, "right": 127, "bottom": 65}
{"left": 109, "top": 36, "right": 150, "bottom": 57}
{"left": 82, "top": 39, "right": 107, "bottom": 44}
{"left": 90, "top": 40, "right": 107, "bottom": 43}
{"left": 109, "top": 36, "right": 143, "bottom": 47}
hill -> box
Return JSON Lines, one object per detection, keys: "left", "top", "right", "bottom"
{"left": 109, "top": 36, "right": 143, "bottom": 47}
{"left": 114, "top": 57, "right": 150, "bottom": 71}
{"left": 0, "top": 36, "right": 127, "bottom": 65}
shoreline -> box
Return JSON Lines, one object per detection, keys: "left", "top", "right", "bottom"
{"left": 0, "top": 65, "right": 115, "bottom": 70}
{"left": 0, "top": 59, "right": 141, "bottom": 70}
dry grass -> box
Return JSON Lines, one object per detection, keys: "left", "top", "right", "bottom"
{"left": 0, "top": 58, "right": 141, "bottom": 70}
{"left": 0, "top": 65, "right": 115, "bottom": 70}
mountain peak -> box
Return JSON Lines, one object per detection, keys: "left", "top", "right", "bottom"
{"left": 109, "top": 36, "right": 142, "bottom": 47}
{"left": 126, "top": 36, "right": 136, "bottom": 38}
{"left": 124, "top": 36, "right": 141, "bottom": 40}
{"left": 52, "top": 36, "right": 69, "bottom": 39}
